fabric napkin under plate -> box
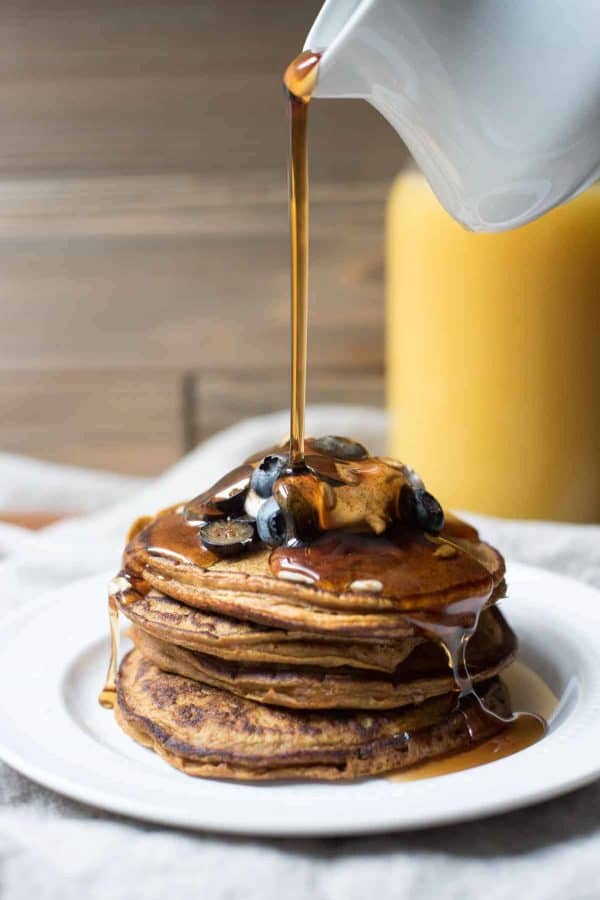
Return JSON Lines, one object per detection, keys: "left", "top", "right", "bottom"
{"left": 1, "top": 405, "right": 599, "bottom": 900}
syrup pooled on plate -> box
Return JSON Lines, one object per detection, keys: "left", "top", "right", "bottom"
{"left": 389, "top": 661, "right": 556, "bottom": 781}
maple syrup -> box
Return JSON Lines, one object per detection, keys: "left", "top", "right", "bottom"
{"left": 270, "top": 527, "right": 495, "bottom": 600}
{"left": 283, "top": 51, "right": 321, "bottom": 467}
{"left": 389, "top": 662, "right": 555, "bottom": 781}
{"left": 98, "top": 570, "right": 150, "bottom": 708}
{"left": 420, "top": 535, "right": 546, "bottom": 750}
{"left": 98, "top": 591, "right": 121, "bottom": 709}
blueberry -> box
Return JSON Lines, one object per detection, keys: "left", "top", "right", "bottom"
{"left": 256, "top": 497, "right": 287, "bottom": 546}
{"left": 400, "top": 486, "right": 444, "bottom": 533}
{"left": 312, "top": 435, "right": 368, "bottom": 460}
{"left": 251, "top": 455, "right": 286, "bottom": 498}
{"left": 199, "top": 518, "right": 255, "bottom": 556}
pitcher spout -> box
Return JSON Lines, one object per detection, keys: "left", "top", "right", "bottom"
{"left": 302, "top": 0, "right": 600, "bottom": 231}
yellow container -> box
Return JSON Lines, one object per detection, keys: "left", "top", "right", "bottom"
{"left": 386, "top": 171, "right": 600, "bottom": 522}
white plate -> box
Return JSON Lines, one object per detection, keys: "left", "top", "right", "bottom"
{"left": 0, "top": 563, "right": 599, "bottom": 837}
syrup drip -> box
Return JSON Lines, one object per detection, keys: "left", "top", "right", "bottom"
{"left": 410, "top": 535, "right": 546, "bottom": 747}
{"left": 185, "top": 465, "right": 253, "bottom": 523}
{"left": 405, "top": 587, "right": 501, "bottom": 743}
{"left": 98, "top": 571, "right": 147, "bottom": 707}
{"left": 129, "top": 508, "right": 219, "bottom": 572}
{"left": 98, "top": 590, "right": 122, "bottom": 708}
{"left": 284, "top": 51, "right": 321, "bottom": 467}
{"left": 389, "top": 662, "right": 555, "bottom": 781}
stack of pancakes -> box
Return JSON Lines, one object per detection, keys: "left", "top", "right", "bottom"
{"left": 112, "top": 444, "right": 515, "bottom": 781}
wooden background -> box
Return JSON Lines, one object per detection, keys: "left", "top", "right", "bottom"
{"left": 0, "top": 0, "right": 407, "bottom": 475}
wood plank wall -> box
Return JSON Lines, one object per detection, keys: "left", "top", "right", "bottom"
{"left": 0, "top": 1, "right": 406, "bottom": 474}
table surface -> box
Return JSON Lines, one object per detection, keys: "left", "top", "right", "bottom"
{"left": 0, "top": 0, "right": 406, "bottom": 475}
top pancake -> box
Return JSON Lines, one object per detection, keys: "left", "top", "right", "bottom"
{"left": 123, "top": 507, "right": 505, "bottom": 620}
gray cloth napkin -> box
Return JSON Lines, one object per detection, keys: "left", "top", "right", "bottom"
{"left": 1, "top": 407, "right": 599, "bottom": 900}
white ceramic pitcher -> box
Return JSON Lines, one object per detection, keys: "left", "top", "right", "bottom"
{"left": 304, "top": 0, "right": 600, "bottom": 231}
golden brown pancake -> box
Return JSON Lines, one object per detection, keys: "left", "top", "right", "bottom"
{"left": 115, "top": 649, "right": 511, "bottom": 780}
{"left": 128, "top": 605, "right": 515, "bottom": 709}
{"left": 120, "top": 506, "right": 505, "bottom": 640}
{"left": 123, "top": 508, "right": 504, "bottom": 616}
{"left": 123, "top": 573, "right": 506, "bottom": 641}
{"left": 118, "top": 587, "right": 425, "bottom": 672}
{"left": 135, "top": 577, "right": 443, "bottom": 639}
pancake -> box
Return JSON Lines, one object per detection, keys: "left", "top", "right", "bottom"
{"left": 128, "top": 605, "right": 516, "bottom": 709}
{"left": 121, "top": 506, "right": 506, "bottom": 640}
{"left": 118, "top": 587, "right": 426, "bottom": 672}
{"left": 131, "top": 571, "right": 506, "bottom": 641}
{"left": 138, "top": 576, "right": 448, "bottom": 639}
{"left": 115, "top": 649, "right": 511, "bottom": 780}
{"left": 123, "top": 508, "right": 505, "bottom": 617}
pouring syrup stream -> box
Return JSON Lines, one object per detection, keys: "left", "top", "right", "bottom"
{"left": 283, "top": 51, "right": 321, "bottom": 468}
